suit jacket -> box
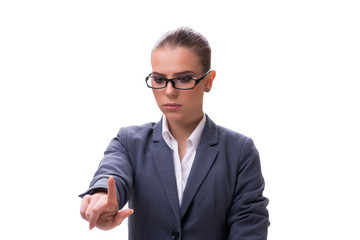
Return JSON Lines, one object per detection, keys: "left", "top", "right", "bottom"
{"left": 80, "top": 115, "right": 269, "bottom": 239}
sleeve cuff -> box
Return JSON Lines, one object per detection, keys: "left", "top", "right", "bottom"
{"left": 78, "top": 178, "right": 109, "bottom": 198}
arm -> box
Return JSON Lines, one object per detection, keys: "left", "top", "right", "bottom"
{"left": 227, "top": 138, "right": 270, "bottom": 240}
{"left": 79, "top": 127, "right": 134, "bottom": 230}
{"left": 79, "top": 127, "right": 133, "bottom": 209}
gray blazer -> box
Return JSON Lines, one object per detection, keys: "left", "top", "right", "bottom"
{"left": 80, "top": 115, "right": 269, "bottom": 239}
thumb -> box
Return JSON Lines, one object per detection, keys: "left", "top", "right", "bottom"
{"left": 113, "top": 209, "right": 134, "bottom": 226}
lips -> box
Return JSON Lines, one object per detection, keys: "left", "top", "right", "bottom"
{"left": 164, "top": 103, "right": 182, "bottom": 111}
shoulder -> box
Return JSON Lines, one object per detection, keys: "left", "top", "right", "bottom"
{"left": 207, "top": 117, "right": 257, "bottom": 155}
{"left": 120, "top": 122, "right": 156, "bottom": 134}
{"left": 207, "top": 116, "right": 251, "bottom": 145}
{"left": 212, "top": 122, "right": 262, "bottom": 176}
{"left": 217, "top": 124, "right": 248, "bottom": 141}
{"left": 218, "top": 124, "right": 255, "bottom": 148}
{"left": 117, "top": 122, "right": 157, "bottom": 141}
{"left": 105, "top": 122, "right": 157, "bottom": 154}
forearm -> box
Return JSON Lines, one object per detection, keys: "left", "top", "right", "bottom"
{"left": 227, "top": 186, "right": 269, "bottom": 239}
{"left": 79, "top": 128, "right": 133, "bottom": 208}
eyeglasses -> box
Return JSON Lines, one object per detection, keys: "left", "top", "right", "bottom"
{"left": 145, "top": 70, "right": 211, "bottom": 90}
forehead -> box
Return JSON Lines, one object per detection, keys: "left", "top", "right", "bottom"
{"left": 151, "top": 47, "right": 202, "bottom": 75}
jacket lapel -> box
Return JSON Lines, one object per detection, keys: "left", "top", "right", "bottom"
{"left": 180, "top": 115, "right": 219, "bottom": 217}
{"left": 150, "top": 119, "right": 181, "bottom": 225}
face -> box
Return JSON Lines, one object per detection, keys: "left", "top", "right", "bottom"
{"left": 151, "top": 47, "right": 215, "bottom": 125}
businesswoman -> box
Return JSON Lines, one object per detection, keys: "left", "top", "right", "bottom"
{"left": 80, "top": 27, "right": 270, "bottom": 240}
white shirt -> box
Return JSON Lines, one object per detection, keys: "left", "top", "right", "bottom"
{"left": 162, "top": 114, "right": 206, "bottom": 206}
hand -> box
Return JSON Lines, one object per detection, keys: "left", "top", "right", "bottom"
{"left": 80, "top": 176, "right": 133, "bottom": 230}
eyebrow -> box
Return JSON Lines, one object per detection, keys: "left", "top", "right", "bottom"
{"left": 174, "top": 70, "right": 196, "bottom": 76}
{"left": 151, "top": 70, "right": 196, "bottom": 77}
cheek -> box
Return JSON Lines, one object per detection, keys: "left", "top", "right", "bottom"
{"left": 184, "top": 91, "right": 204, "bottom": 106}
{"left": 152, "top": 91, "right": 162, "bottom": 105}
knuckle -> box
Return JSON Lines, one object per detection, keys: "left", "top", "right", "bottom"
{"left": 80, "top": 209, "right": 86, "bottom": 218}
{"left": 82, "top": 194, "right": 91, "bottom": 201}
{"left": 91, "top": 207, "right": 100, "bottom": 215}
{"left": 85, "top": 208, "right": 93, "bottom": 221}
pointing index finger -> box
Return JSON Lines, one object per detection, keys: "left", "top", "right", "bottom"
{"left": 107, "top": 176, "right": 118, "bottom": 206}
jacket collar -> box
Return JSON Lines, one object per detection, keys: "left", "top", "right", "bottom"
{"left": 152, "top": 114, "right": 218, "bottom": 145}
{"left": 161, "top": 114, "right": 207, "bottom": 151}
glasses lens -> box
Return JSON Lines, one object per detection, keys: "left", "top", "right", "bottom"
{"left": 148, "top": 76, "right": 166, "bottom": 88}
{"left": 174, "top": 78, "right": 195, "bottom": 89}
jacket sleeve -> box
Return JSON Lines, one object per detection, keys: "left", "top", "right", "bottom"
{"left": 227, "top": 137, "right": 270, "bottom": 240}
{"left": 78, "top": 127, "right": 133, "bottom": 210}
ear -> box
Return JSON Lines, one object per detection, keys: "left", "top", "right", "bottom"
{"left": 204, "top": 70, "right": 216, "bottom": 92}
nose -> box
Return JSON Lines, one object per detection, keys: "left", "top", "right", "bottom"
{"left": 164, "top": 81, "right": 178, "bottom": 98}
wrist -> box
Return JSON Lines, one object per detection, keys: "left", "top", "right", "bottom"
{"left": 89, "top": 188, "right": 108, "bottom": 195}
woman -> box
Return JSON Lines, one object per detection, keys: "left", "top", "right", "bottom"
{"left": 80, "top": 27, "right": 270, "bottom": 240}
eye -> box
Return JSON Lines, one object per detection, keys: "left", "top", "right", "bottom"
{"left": 175, "top": 77, "right": 193, "bottom": 84}
{"left": 152, "top": 77, "right": 166, "bottom": 84}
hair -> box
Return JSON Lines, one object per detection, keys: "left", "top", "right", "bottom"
{"left": 152, "top": 27, "right": 211, "bottom": 73}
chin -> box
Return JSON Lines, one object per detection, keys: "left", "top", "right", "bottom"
{"left": 164, "top": 111, "right": 183, "bottom": 121}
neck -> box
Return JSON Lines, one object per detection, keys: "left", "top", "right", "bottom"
{"left": 166, "top": 113, "right": 204, "bottom": 143}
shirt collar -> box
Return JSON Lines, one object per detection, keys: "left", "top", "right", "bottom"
{"left": 162, "top": 114, "right": 206, "bottom": 150}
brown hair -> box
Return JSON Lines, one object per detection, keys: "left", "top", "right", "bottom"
{"left": 152, "top": 27, "right": 211, "bottom": 73}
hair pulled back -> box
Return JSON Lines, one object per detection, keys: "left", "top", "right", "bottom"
{"left": 152, "top": 27, "right": 211, "bottom": 73}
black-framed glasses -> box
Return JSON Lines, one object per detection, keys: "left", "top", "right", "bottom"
{"left": 145, "top": 70, "right": 211, "bottom": 90}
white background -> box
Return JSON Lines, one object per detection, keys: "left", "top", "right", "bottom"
{"left": 1, "top": 0, "right": 359, "bottom": 239}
